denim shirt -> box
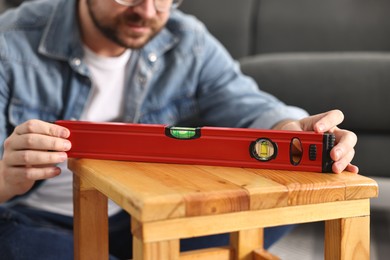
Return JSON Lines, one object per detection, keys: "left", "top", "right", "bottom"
{"left": 0, "top": 0, "right": 308, "bottom": 157}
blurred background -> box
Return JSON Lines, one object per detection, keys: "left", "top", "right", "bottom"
{"left": 179, "top": 1, "right": 390, "bottom": 258}
{"left": 1, "top": 0, "right": 389, "bottom": 259}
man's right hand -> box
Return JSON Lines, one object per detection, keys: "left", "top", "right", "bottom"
{"left": 0, "top": 119, "right": 71, "bottom": 203}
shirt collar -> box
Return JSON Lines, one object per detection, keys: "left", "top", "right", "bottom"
{"left": 38, "top": 0, "right": 83, "bottom": 61}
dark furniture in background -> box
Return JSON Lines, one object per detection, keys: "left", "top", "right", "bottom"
{"left": 181, "top": 0, "right": 390, "bottom": 178}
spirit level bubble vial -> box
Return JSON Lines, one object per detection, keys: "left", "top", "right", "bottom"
{"left": 165, "top": 126, "right": 201, "bottom": 140}
{"left": 56, "top": 121, "right": 335, "bottom": 173}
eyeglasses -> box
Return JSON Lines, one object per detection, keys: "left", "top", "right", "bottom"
{"left": 114, "top": 0, "right": 183, "bottom": 12}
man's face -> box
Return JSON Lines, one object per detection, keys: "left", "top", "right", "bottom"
{"left": 85, "top": 0, "right": 170, "bottom": 49}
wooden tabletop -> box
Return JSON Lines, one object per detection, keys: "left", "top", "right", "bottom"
{"left": 69, "top": 159, "right": 378, "bottom": 223}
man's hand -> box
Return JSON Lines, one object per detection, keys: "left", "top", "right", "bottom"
{"left": 273, "top": 109, "right": 359, "bottom": 174}
{"left": 0, "top": 119, "right": 71, "bottom": 202}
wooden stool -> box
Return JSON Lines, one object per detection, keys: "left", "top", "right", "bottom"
{"left": 69, "top": 159, "right": 378, "bottom": 260}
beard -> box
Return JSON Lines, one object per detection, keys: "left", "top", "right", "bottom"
{"left": 86, "top": 0, "right": 163, "bottom": 49}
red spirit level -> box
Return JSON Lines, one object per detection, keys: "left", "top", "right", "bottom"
{"left": 56, "top": 120, "right": 335, "bottom": 173}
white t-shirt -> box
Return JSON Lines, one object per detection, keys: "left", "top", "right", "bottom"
{"left": 20, "top": 46, "right": 131, "bottom": 216}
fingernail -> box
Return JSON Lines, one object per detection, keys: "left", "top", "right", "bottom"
{"left": 332, "top": 162, "right": 340, "bottom": 173}
{"left": 335, "top": 149, "right": 342, "bottom": 160}
{"left": 317, "top": 123, "right": 325, "bottom": 132}
{"left": 63, "top": 141, "right": 71, "bottom": 151}
{"left": 52, "top": 167, "right": 62, "bottom": 175}
{"left": 58, "top": 152, "right": 68, "bottom": 162}
{"left": 61, "top": 129, "right": 70, "bottom": 138}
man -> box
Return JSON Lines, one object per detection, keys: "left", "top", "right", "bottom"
{"left": 0, "top": 0, "right": 358, "bottom": 259}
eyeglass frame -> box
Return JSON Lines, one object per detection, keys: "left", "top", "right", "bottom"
{"left": 114, "top": 0, "right": 183, "bottom": 12}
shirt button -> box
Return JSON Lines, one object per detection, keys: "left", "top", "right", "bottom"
{"left": 72, "top": 58, "right": 81, "bottom": 66}
{"left": 148, "top": 53, "right": 157, "bottom": 63}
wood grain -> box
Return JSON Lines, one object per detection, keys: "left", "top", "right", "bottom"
{"left": 73, "top": 174, "right": 108, "bottom": 260}
{"left": 69, "top": 159, "right": 378, "bottom": 222}
{"left": 69, "top": 159, "right": 378, "bottom": 260}
{"left": 325, "top": 216, "right": 370, "bottom": 260}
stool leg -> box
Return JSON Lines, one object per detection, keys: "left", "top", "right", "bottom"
{"left": 73, "top": 174, "right": 109, "bottom": 260}
{"left": 230, "top": 228, "right": 263, "bottom": 260}
{"left": 325, "top": 216, "right": 370, "bottom": 260}
{"left": 132, "top": 218, "right": 180, "bottom": 260}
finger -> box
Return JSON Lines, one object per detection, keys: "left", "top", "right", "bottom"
{"left": 15, "top": 119, "right": 70, "bottom": 138}
{"left": 311, "top": 109, "right": 345, "bottom": 133}
{"left": 331, "top": 129, "right": 357, "bottom": 161}
{"left": 7, "top": 165, "right": 62, "bottom": 182}
{"left": 332, "top": 149, "right": 356, "bottom": 173}
{"left": 345, "top": 163, "right": 359, "bottom": 174}
{"left": 4, "top": 150, "right": 68, "bottom": 167}
{"left": 9, "top": 133, "right": 72, "bottom": 152}
{"left": 275, "top": 120, "right": 303, "bottom": 131}
{"left": 2, "top": 166, "right": 62, "bottom": 196}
